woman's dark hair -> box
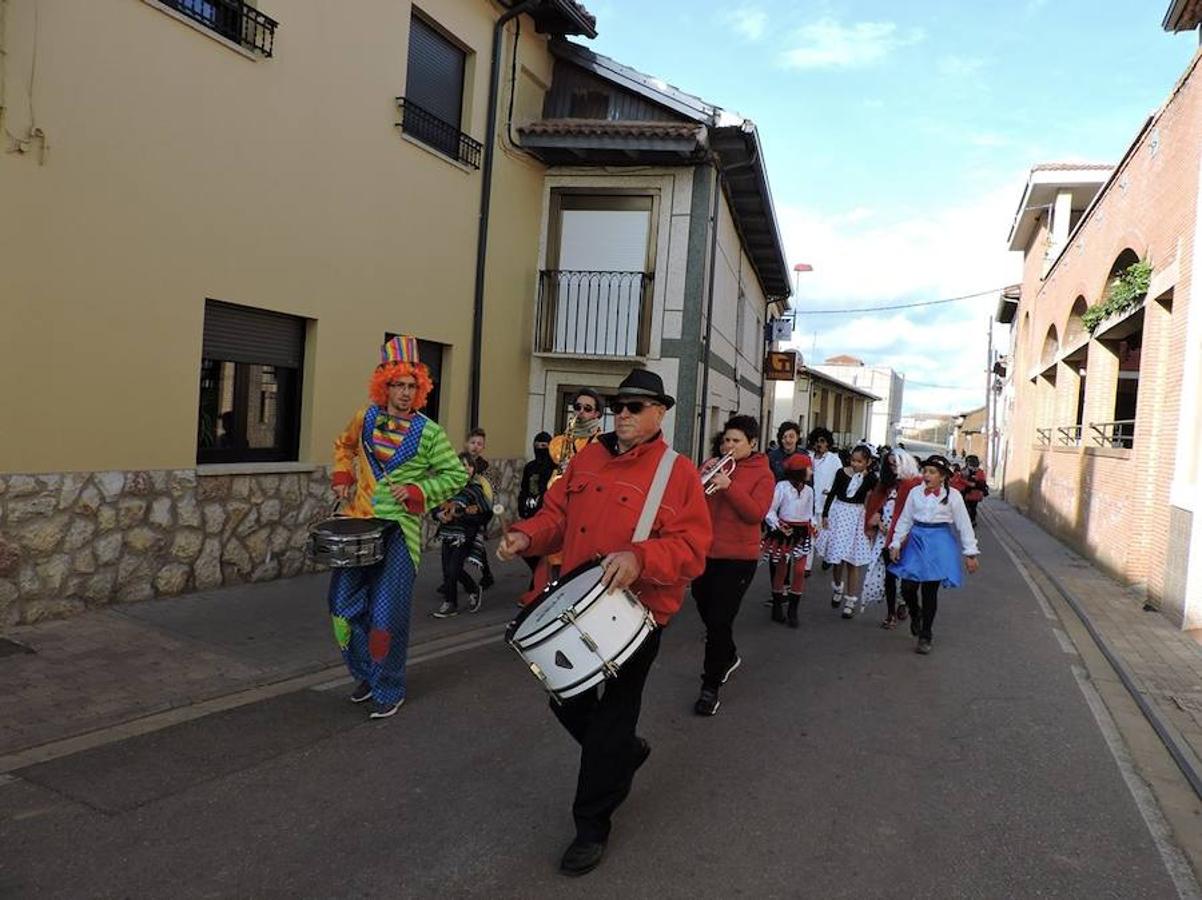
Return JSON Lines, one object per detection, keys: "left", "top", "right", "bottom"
{"left": 776, "top": 420, "right": 800, "bottom": 443}
{"left": 808, "top": 426, "right": 834, "bottom": 447}
{"left": 851, "top": 443, "right": 873, "bottom": 462}
{"left": 877, "top": 448, "right": 899, "bottom": 490}
{"left": 725, "top": 414, "right": 760, "bottom": 445}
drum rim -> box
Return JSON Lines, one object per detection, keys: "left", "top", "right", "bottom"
{"left": 506, "top": 559, "right": 608, "bottom": 645}
{"left": 311, "top": 516, "right": 395, "bottom": 536}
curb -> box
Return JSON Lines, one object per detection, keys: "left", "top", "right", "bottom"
{"left": 985, "top": 507, "right": 1202, "bottom": 803}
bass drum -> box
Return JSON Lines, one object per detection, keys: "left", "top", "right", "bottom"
{"left": 506, "top": 561, "right": 655, "bottom": 701}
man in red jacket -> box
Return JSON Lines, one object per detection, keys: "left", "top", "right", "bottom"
{"left": 499, "top": 368, "right": 711, "bottom": 877}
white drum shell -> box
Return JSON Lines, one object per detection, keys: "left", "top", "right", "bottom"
{"left": 511, "top": 571, "right": 654, "bottom": 700}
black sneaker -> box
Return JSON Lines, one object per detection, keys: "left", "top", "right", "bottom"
{"left": 721, "top": 655, "right": 742, "bottom": 684}
{"left": 559, "top": 838, "right": 606, "bottom": 877}
{"left": 694, "top": 687, "right": 720, "bottom": 716}
{"left": 349, "top": 680, "right": 372, "bottom": 704}
{"left": 433, "top": 601, "right": 458, "bottom": 618}
{"left": 369, "top": 698, "right": 404, "bottom": 719}
{"left": 467, "top": 591, "right": 483, "bottom": 613}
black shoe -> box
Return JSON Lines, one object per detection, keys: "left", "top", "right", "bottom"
{"left": 770, "top": 593, "right": 786, "bottom": 623}
{"left": 694, "top": 687, "right": 720, "bottom": 716}
{"left": 787, "top": 595, "right": 801, "bottom": 629}
{"left": 369, "top": 698, "right": 404, "bottom": 719}
{"left": 560, "top": 839, "right": 606, "bottom": 877}
{"left": 349, "top": 680, "right": 373, "bottom": 704}
{"left": 916, "top": 638, "right": 932, "bottom": 655}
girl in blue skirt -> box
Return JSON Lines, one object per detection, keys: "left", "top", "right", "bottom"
{"left": 888, "top": 455, "right": 979, "bottom": 654}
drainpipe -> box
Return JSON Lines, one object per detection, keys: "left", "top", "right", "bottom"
{"left": 470, "top": 0, "right": 538, "bottom": 429}
{"left": 695, "top": 135, "right": 760, "bottom": 464}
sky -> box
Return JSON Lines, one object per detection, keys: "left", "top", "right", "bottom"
{"left": 582, "top": 0, "right": 1199, "bottom": 415}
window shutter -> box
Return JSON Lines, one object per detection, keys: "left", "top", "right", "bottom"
{"left": 203, "top": 300, "right": 305, "bottom": 368}
{"left": 406, "top": 15, "right": 465, "bottom": 129}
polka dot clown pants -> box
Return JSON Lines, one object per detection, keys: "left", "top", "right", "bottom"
{"left": 327, "top": 527, "right": 415, "bottom": 706}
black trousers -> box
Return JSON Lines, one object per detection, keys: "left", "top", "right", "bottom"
{"left": 901, "top": 579, "right": 939, "bottom": 639}
{"left": 883, "top": 570, "right": 899, "bottom": 617}
{"left": 965, "top": 500, "right": 980, "bottom": 526}
{"left": 692, "top": 558, "right": 757, "bottom": 690}
{"left": 439, "top": 539, "right": 477, "bottom": 606}
{"left": 551, "top": 628, "right": 662, "bottom": 843}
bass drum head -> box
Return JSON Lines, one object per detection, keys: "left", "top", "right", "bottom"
{"left": 313, "top": 517, "right": 390, "bottom": 536}
{"left": 510, "top": 562, "right": 604, "bottom": 643}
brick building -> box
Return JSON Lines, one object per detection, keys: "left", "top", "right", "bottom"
{"left": 1001, "top": 3, "right": 1202, "bottom": 629}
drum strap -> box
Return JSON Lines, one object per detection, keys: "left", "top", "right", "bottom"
{"left": 633, "top": 447, "right": 679, "bottom": 543}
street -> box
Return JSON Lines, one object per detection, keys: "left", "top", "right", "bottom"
{"left": 0, "top": 517, "right": 1191, "bottom": 899}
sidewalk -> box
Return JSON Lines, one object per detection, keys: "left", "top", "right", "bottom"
{"left": 985, "top": 500, "right": 1202, "bottom": 791}
{"left": 0, "top": 542, "right": 528, "bottom": 758}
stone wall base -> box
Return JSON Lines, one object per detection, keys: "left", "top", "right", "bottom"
{"left": 0, "top": 459, "right": 522, "bottom": 627}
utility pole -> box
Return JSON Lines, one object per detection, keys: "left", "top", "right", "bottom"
{"left": 984, "top": 316, "right": 994, "bottom": 472}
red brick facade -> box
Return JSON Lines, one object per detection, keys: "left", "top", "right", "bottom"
{"left": 1005, "top": 50, "right": 1201, "bottom": 626}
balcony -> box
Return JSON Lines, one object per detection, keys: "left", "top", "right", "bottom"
{"left": 534, "top": 270, "right": 653, "bottom": 358}
{"left": 395, "top": 98, "right": 483, "bottom": 170}
{"left": 158, "top": 0, "right": 277, "bottom": 56}
{"left": 1036, "top": 419, "right": 1134, "bottom": 450}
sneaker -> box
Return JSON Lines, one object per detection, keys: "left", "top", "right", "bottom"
{"left": 721, "top": 655, "right": 742, "bottom": 684}
{"left": 694, "top": 687, "right": 720, "bottom": 716}
{"left": 349, "top": 680, "right": 373, "bottom": 703}
{"left": 841, "top": 598, "right": 856, "bottom": 619}
{"left": 433, "top": 601, "right": 459, "bottom": 618}
{"left": 369, "top": 698, "right": 405, "bottom": 719}
{"left": 915, "top": 638, "right": 932, "bottom": 655}
{"left": 467, "top": 591, "right": 483, "bottom": 614}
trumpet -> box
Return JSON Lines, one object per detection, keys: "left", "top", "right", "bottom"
{"left": 700, "top": 452, "right": 737, "bottom": 495}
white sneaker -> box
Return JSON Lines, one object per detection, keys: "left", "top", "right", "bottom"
{"left": 468, "top": 590, "right": 483, "bottom": 613}
{"left": 841, "top": 597, "right": 857, "bottom": 619}
{"left": 831, "top": 583, "right": 844, "bottom": 608}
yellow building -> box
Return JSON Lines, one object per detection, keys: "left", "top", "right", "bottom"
{"left": 0, "top": 0, "right": 595, "bottom": 623}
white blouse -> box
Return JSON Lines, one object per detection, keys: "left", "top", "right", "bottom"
{"left": 811, "top": 452, "right": 842, "bottom": 510}
{"left": 889, "top": 485, "right": 980, "bottom": 556}
{"left": 765, "top": 482, "right": 815, "bottom": 529}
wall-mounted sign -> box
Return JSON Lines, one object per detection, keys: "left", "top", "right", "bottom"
{"left": 765, "top": 350, "right": 798, "bottom": 381}
{"left": 770, "top": 318, "right": 794, "bottom": 341}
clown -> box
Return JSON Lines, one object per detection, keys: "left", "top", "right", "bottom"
{"left": 327, "top": 335, "right": 467, "bottom": 718}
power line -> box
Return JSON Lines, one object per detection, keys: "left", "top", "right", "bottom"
{"left": 905, "top": 380, "right": 983, "bottom": 391}
{"left": 794, "top": 286, "right": 1008, "bottom": 315}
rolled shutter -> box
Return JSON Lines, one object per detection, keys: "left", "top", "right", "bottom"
{"left": 406, "top": 15, "right": 465, "bottom": 129}
{"left": 203, "top": 299, "right": 305, "bottom": 368}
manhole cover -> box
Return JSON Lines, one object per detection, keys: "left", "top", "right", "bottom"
{"left": 0, "top": 637, "right": 35, "bottom": 658}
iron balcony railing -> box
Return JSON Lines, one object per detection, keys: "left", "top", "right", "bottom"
{"left": 535, "top": 270, "right": 653, "bottom": 358}
{"left": 1090, "top": 419, "right": 1136, "bottom": 449}
{"left": 1056, "top": 424, "right": 1084, "bottom": 446}
{"left": 159, "top": 0, "right": 277, "bottom": 56}
{"left": 1036, "top": 428, "right": 1052, "bottom": 447}
{"left": 395, "top": 98, "right": 483, "bottom": 170}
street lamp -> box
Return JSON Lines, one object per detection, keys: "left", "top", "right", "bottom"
{"left": 791, "top": 263, "right": 813, "bottom": 435}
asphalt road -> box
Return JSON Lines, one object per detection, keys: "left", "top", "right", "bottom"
{"left": 0, "top": 521, "right": 1188, "bottom": 899}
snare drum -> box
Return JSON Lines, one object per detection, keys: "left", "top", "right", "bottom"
{"left": 306, "top": 516, "right": 393, "bottom": 568}
{"left": 506, "top": 561, "right": 656, "bottom": 701}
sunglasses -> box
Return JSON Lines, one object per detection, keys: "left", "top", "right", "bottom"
{"left": 572, "top": 402, "right": 596, "bottom": 412}
{"left": 607, "top": 399, "right": 659, "bottom": 415}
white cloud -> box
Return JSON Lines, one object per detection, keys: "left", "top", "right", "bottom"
{"left": 721, "top": 6, "right": 769, "bottom": 42}
{"left": 937, "top": 54, "right": 988, "bottom": 79}
{"left": 778, "top": 179, "right": 1026, "bottom": 414}
{"left": 781, "top": 19, "right": 923, "bottom": 70}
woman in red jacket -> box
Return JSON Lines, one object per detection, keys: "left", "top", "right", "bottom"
{"left": 691, "top": 414, "right": 775, "bottom": 717}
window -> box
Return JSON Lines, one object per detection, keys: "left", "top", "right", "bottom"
{"left": 537, "top": 192, "right": 658, "bottom": 357}
{"left": 384, "top": 333, "right": 445, "bottom": 420}
{"left": 198, "top": 300, "right": 305, "bottom": 463}
{"left": 400, "top": 13, "right": 480, "bottom": 167}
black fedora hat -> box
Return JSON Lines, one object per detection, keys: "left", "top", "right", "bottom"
{"left": 615, "top": 368, "right": 675, "bottom": 410}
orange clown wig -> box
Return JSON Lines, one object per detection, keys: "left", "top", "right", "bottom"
{"left": 369, "top": 335, "right": 433, "bottom": 409}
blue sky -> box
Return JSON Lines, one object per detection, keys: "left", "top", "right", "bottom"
{"left": 583, "top": 0, "right": 1198, "bottom": 413}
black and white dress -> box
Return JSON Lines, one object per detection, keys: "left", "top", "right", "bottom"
{"left": 820, "top": 469, "right": 877, "bottom": 567}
